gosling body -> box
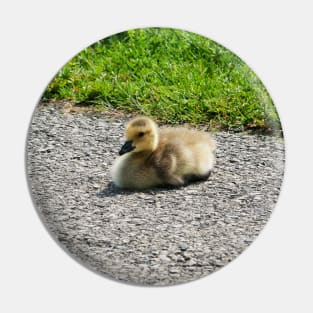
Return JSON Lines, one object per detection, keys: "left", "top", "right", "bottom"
{"left": 111, "top": 117, "right": 216, "bottom": 189}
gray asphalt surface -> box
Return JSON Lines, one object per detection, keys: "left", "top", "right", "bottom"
{"left": 26, "top": 103, "right": 285, "bottom": 286}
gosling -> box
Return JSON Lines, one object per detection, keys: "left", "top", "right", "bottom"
{"left": 111, "top": 116, "right": 216, "bottom": 189}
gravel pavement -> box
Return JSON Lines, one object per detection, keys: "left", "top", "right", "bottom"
{"left": 26, "top": 103, "right": 285, "bottom": 286}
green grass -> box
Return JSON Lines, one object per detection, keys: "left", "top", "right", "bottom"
{"left": 43, "top": 27, "right": 280, "bottom": 132}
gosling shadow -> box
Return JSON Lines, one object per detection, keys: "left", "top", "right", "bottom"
{"left": 96, "top": 182, "right": 175, "bottom": 198}
{"left": 96, "top": 171, "right": 213, "bottom": 198}
{"left": 96, "top": 182, "right": 134, "bottom": 198}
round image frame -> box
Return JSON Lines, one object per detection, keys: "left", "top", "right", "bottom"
{"left": 26, "top": 27, "right": 285, "bottom": 286}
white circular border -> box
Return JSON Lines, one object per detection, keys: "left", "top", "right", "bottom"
{"left": 1, "top": 1, "right": 312, "bottom": 312}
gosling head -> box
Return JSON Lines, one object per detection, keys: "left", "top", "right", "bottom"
{"left": 119, "top": 117, "right": 159, "bottom": 155}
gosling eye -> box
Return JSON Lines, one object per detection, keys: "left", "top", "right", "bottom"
{"left": 138, "top": 132, "right": 145, "bottom": 137}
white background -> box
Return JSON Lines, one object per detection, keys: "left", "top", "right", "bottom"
{"left": 1, "top": 0, "right": 312, "bottom": 312}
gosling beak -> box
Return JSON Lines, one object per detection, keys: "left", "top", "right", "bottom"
{"left": 119, "top": 140, "right": 135, "bottom": 155}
